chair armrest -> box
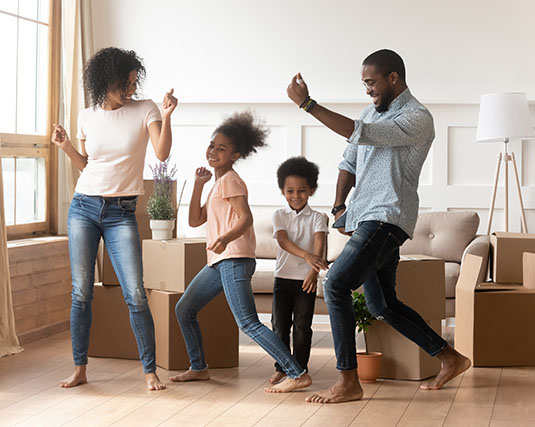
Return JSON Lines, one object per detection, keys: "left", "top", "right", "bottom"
{"left": 461, "top": 235, "right": 490, "bottom": 282}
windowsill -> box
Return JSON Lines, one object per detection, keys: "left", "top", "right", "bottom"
{"left": 7, "top": 235, "right": 68, "bottom": 249}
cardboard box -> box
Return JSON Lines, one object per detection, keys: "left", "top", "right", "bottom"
{"left": 396, "top": 255, "right": 446, "bottom": 320}
{"left": 147, "top": 289, "right": 238, "bottom": 370}
{"left": 366, "top": 319, "right": 442, "bottom": 380}
{"left": 523, "top": 252, "right": 535, "bottom": 289}
{"left": 97, "top": 180, "right": 177, "bottom": 285}
{"left": 455, "top": 254, "right": 535, "bottom": 366}
{"left": 491, "top": 232, "right": 535, "bottom": 284}
{"left": 88, "top": 283, "right": 140, "bottom": 359}
{"left": 143, "top": 239, "right": 207, "bottom": 292}
{"left": 88, "top": 284, "right": 239, "bottom": 370}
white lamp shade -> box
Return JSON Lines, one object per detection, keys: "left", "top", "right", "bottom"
{"left": 476, "top": 92, "right": 535, "bottom": 142}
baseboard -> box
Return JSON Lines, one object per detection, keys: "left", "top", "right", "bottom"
{"left": 18, "top": 320, "right": 70, "bottom": 345}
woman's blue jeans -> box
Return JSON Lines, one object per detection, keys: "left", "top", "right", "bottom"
{"left": 67, "top": 193, "right": 156, "bottom": 373}
{"left": 323, "top": 221, "right": 447, "bottom": 371}
{"left": 175, "top": 258, "right": 305, "bottom": 379}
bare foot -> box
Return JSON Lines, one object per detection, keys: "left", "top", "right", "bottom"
{"left": 59, "top": 366, "right": 87, "bottom": 388}
{"left": 269, "top": 371, "right": 286, "bottom": 384}
{"left": 264, "top": 373, "right": 312, "bottom": 393}
{"left": 145, "top": 372, "right": 166, "bottom": 391}
{"left": 305, "top": 370, "right": 363, "bottom": 403}
{"left": 420, "top": 345, "right": 472, "bottom": 390}
{"left": 169, "top": 369, "right": 210, "bottom": 382}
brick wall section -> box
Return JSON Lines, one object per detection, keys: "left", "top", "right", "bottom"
{"left": 8, "top": 236, "right": 71, "bottom": 345}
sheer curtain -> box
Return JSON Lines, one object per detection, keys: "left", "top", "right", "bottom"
{"left": 0, "top": 146, "right": 23, "bottom": 358}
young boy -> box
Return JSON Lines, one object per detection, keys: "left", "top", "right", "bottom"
{"left": 270, "top": 157, "right": 329, "bottom": 384}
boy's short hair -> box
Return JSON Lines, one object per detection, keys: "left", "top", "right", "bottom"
{"left": 277, "top": 156, "right": 319, "bottom": 190}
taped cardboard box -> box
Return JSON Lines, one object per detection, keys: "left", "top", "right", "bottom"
{"left": 366, "top": 319, "right": 442, "bottom": 380}
{"left": 455, "top": 254, "right": 535, "bottom": 366}
{"left": 490, "top": 232, "right": 535, "bottom": 284}
{"left": 148, "top": 289, "right": 238, "bottom": 370}
{"left": 143, "top": 238, "right": 207, "bottom": 292}
{"left": 396, "top": 255, "right": 446, "bottom": 320}
{"left": 88, "top": 284, "right": 239, "bottom": 370}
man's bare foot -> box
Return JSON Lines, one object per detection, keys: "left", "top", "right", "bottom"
{"left": 145, "top": 372, "right": 166, "bottom": 391}
{"left": 59, "top": 366, "right": 87, "bottom": 388}
{"left": 264, "top": 373, "right": 311, "bottom": 393}
{"left": 269, "top": 371, "right": 286, "bottom": 384}
{"left": 169, "top": 369, "right": 210, "bottom": 382}
{"left": 305, "top": 369, "right": 363, "bottom": 403}
{"left": 420, "top": 345, "right": 471, "bottom": 390}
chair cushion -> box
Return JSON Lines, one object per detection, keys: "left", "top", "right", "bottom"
{"left": 400, "top": 211, "right": 479, "bottom": 263}
{"left": 251, "top": 207, "right": 278, "bottom": 259}
{"left": 251, "top": 258, "right": 276, "bottom": 293}
{"left": 445, "top": 262, "right": 460, "bottom": 298}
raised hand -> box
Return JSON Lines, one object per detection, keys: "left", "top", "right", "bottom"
{"left": 51, "top": 124, "right": 71, "bottom": 151}
{"left": 162, "top": 88, "right": 178, "bottom": 118}
{"left": 194, "top": 167, "right": 212, "bottom": 185}
{"left": 287, "top": 72, "right": 309, "bottom": 107}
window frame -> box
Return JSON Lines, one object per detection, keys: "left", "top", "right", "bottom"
{"left": 1, "top": 0, "right": 60, "bottom": 240}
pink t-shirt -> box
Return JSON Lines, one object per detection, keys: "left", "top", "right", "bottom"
{"left": 205, "top": 170, "right": 256, "bottom": 266}
{"left": 75, "top": 99, "right": 162, "bottom": 196}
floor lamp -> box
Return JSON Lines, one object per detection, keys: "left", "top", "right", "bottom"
{"left": 476, "top": 92, "right": 535, "bottom": 234}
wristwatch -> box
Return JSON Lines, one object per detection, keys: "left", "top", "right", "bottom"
{"left": 331, "top": 204, "right": 346, "bottom": 215}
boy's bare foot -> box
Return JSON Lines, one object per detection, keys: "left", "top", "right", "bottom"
{"left": 305, "top": 370, "right": 363, "bottom": 403}
{"left": 169, "top": 369, "right": 210, "bottom": 382}
{"left": 59, "top": 366, "right": 87, "bottom": 388}
{"left": 145, "top": 372, "right": 166, "bottom": 391}
{"left": 264, "top": 373, "right": 311, "bottom": 393}
{"left": 269, "top": 371, "right": 286, "bottom": 384}
{"left": 420, "top": 345, "right": 472, "bottom": 390}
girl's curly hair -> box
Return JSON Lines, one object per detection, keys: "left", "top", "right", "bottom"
{"left": 213, "top": 110, "right": 269, "bottom": 159}
{"left": 83, "top": 47, "right": 146, "bottom": 108}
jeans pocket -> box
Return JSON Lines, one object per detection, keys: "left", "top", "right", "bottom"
{"left": 119, "top": 197, "right": 138, "bottom": 213}
{"left": 376, "top": 232, "right": 401, "bottom": 269}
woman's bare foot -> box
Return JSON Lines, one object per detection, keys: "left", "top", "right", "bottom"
{"left": 269, "top": 371, "right": 286, "bottom": 384}
{"left": 59, "top": 366, "right": 87, "bottom": 388}
{"left": 264, "top": 373, "right": 312, "bottom": 393}
{"left": 420, "top": 345, "right": 472, "bottom": 390}
{"left": 169, "top": 369, "right": 210, "bottom": 382}
{"left": 145, "top": 372, "right": 166, "bottom": 391}
{"left": 305, "top": 370, "right": 363, "bottom": 403}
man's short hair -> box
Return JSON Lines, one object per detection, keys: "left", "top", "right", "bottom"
{"left": 362, "top": 49, "right": 406, "bottom": 81}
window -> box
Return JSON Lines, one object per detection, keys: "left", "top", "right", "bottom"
{"left": 0, "top": 0, "right": 60, "bottom": 238}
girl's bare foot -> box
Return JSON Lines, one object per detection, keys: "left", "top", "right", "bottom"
{"left": 169, "top": 369, "right": 210, "bottom": 382}
{"left": 59, "top": 366, "right": 87, "bottom": 388}
{"left": 420, "top": 345, "right": 472, "bottom": 390}
{"left": 145, "top": 372, "right": 166, "bottom": 391}
{"left": 305, "top": 370, "right": 363, "bottom": 403}
{"left": 264, "top": 373, "right": 312, "bottom": 393}
{"left": 269, "top": 371, "right": 286, "bottom": 384}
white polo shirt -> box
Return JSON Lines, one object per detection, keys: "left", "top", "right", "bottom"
{"left": 272, "top": 204, "right": 329, "bottom": 280}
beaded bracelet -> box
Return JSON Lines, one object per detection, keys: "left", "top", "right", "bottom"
{"left": 303, "top": 98, "right": 317, "bottom": 113}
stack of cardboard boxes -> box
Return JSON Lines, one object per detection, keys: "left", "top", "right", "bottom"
{"left": 88, "top": 181, "right": 239, "bottom": 370}
{"left": 365, "top": 255, "right": 446, "bottom": 380}
{"left": 455, "top": 232, "right": 535, "bottom": 366}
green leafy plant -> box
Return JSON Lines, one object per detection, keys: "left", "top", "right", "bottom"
{"left": 146, "top": 158, "right": 177, "bottom": 220}
{"left": 352, "top": 291, "right": 376, "bottom": 354}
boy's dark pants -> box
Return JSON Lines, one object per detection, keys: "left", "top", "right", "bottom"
{"left": 271, "top": 277, "right": 316, "bottom": 373}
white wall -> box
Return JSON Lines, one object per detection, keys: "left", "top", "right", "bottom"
{"left": 70, "top": 0, "right": 535, "bottom": 236}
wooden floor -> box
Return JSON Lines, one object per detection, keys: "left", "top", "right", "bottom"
{"left": 1, "top": 324, "right": 534, "bottom": 427}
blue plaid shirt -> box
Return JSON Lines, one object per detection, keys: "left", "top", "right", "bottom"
{"left": 338, "top": 88, "right": 434, "bottom": 238}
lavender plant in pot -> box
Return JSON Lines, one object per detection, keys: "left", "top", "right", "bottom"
{"left": 353, "top": 291, "right": 382, "bottom": 383}
{"left": 146, "top": 158, "right": 177, "bottom": 240}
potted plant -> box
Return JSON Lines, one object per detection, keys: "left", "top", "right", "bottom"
{"left": 146, "top": 158, "right": 177, "bottom": 240}
{"left": 353, "top": 291, "right": 382, "bottom": 383}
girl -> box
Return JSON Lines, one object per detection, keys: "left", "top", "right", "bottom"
{"left": 172, "top": 111, "right": 312, "bottom": 393}
{"left": 51, "top": 47, "right": 177, "bottom": 391}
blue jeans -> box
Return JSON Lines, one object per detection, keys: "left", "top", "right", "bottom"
{"left": 67, "top": 192, "right": 156, "bottom": 373}
{"left": 175, "top": 258, "right": 305, "bottom": 379}
{"left": 324, "top": 221, "right": 447, "bottom": 371}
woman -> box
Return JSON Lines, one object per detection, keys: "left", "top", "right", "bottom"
{"left": 51, "top": 47, "right": 177, "bottom": 391}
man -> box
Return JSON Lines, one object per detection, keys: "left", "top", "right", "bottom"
{"left": 287, "top": 49, "right": 471, "bottom": 404}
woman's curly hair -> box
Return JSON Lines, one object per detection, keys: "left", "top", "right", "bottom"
{"left": 83, "top": 47, "right": 146, "bottom": 108}
{"left": 213, "top": 110, "right": 269, "bottom": 159}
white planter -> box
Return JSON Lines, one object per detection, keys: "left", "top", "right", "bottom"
{"left": 150, "top": 219, "right": 175, "bottom": 240}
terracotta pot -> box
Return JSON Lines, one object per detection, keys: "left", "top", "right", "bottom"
{"left": 357, "top": 351, "right": 382, "bottom": 383}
